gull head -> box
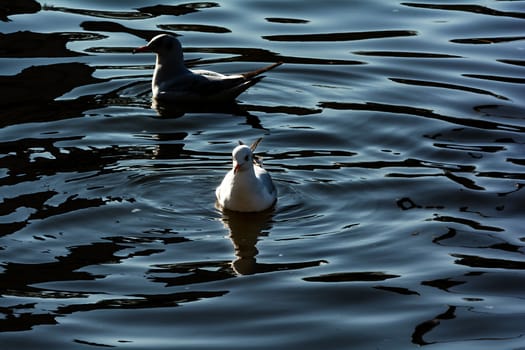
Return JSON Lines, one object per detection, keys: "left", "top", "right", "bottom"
{"left": 232, "top": 145, "right": 253, "bottom": 174}
{"left": 133, "top": 34, "right": 183, "bottom": 61}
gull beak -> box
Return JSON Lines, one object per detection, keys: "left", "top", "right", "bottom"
{"left": 234, "top": 162, "right": 240, "bottom": 174}
{"left": 132, "top": 45, "right": 150, "bottom": 54}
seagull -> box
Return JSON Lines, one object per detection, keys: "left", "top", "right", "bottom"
{"left": 133, "top": 34, "right": 282, "bottom": 102}
{"left": 216, "top": 138, "right": 277, "bottom": 212}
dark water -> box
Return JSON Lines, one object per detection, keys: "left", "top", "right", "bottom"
{"left": 1, "top": 0, "right": 525, "bottom": 349}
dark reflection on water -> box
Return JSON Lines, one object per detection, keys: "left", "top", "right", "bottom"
{"left": 263, "top": 30, "right": 418, "bottom": 42}
{"left": 412, "top": 306, "right": 457, "bottom": 346}
{"left": 221, "top": 210, "right": 325, "bottom": 275}
{"left": 81, "top": 20, "right": 170, "bottom": 41}
{"left": 390, "top": 78, "right": 508, "bottom": 100}
{"left": 183, "top": 46, "right": 363, "bottom": 65}
{"left": 136, "top": 3, "right": 219, "bottom": 17}
{"left": 151, "top": 99, "right": 264, "bottom": 127}
{"left": 402, "top": 2, "right": 525, "bottom": 19}
{"left": 0, "top": 32, "right": 93, "bottom": 58}
{"left": 0, "top": 241, "right": 125, "bottom": 331}
{"left": 1, "top": 0, "right": 525, "bottom": 349}
{"left": 43, "top": 2, "right": 220, "bottom": 21}
{"left": 0, "top": 0, "right": 40, "bottom": 22}
{"left": 319, "top": 101, "right": 525, "bottom": 132}
{"left": 355, "top": 50, "right": 462, "bottom": 58}
{"left": 452, "top": 36, "right": 525, "bottom": 44}
{"left": 152, "top": 98, "right": 321, "bottom": 127}
{"left": 303, "top": 271, "right": 399, "bottom": 283}
{"left": 0, "top": 62, "right": 105, "bottom": 126}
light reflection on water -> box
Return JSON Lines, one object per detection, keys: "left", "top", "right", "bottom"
{"left": 1, "top": 0, "right": 525, "bottom": 349}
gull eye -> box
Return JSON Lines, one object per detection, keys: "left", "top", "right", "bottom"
{"left": 244, "top": 155, "right": 249, "bottom": 162}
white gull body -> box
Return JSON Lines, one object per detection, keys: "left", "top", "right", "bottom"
{"left": 216, "top": 139, "right": 277, "bottom": 212}
{"left": 133, "top": 34, "right": 282, "bottom": 102}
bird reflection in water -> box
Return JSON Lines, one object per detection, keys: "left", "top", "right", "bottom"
{"left": 152, "top": 98, "right": 267, "bottom": 130}
{"left": 220, "top": 209, "right": 273, "bottom": 275}
{"left": 219, "top": 209, "right": 326, "bottom": 275}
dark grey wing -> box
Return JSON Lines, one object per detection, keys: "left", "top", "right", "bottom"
{"left": 256, "top": 167, "right": 276, "bottom": 196}
{"left": 262, "top": 172, "right": 277, "bottom": 196}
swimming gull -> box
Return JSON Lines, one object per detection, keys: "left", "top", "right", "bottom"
{"left": 216, "top": 138, "right": 277, "bottom": 212}
{"left": 133, "top": 34, "right": 282, "bottom": 102}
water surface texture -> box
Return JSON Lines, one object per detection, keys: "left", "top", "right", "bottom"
{"left": 1, "top": 0, "right": 524, "bottom": 349}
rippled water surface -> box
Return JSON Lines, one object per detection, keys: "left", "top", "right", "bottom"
{"left": 1, "top": 0, "right": 525, "bottom": 349}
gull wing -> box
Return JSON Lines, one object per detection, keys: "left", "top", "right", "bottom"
{"left": 156, "top": 62, "right": 281, "bottom": 102}
{"left": 255, "top": 166, "right": 277, "bottom": 196}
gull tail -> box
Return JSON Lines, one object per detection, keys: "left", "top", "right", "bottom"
{"left": 242, "top": 62, "right": 283, "bottom": 80}
{"left": 238, "top": 137, "right": 262, "bottom": 151}
{"left": 249, "top": 137, "right": 263, "bottom": 152}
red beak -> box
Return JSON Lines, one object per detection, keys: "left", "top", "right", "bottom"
{"left": 234, "top": 163, "right": 240, "bottom": 174}
{"left": 132, "top": 45, "right": 150, "bottom": 54}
